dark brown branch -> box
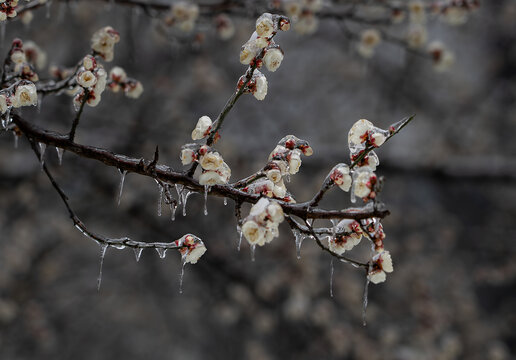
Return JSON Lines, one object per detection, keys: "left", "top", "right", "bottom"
{"left": 13, "top": 113, "right": 389, "bottom": 221}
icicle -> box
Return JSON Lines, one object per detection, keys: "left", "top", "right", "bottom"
{"left": 37, "top": 93, "right": 43, "bottom": 113}
{"left": 155, "top": 248, "right": 167, "bottom": 259}
{"left": 13, "top": 133, "right": 19, "bottom": 149}
{"left": 291, "top": 228, "right": 304, "bottom": 259}
{"left": 250, "top": 244, "right": 256, "bottom": 262}
{"left": 133, "top": 248, "right": 143, "bottom": 262}
{"left": 117, "top": 169, "right": 127, "bottom": 206}
{"left": 179, "top": 256, "right": 187, "bottom": 294}
{"left": 237, "top": 225, "right": 243, "bottom": 251}
{"left": 97, "top": 244, "right": 108, "bottom": 291}
{"left": 169, "top": 203, "right": 177, "bottom": 221}
{"left": 330, "top": 258, "right": 334, "bottom": 298}
{"left": 181, "top": 190, "right": 193, "bottom": 216}
{"left": 350, "top": 180, "right": 357, "bottom": 204}
{"left": 203, "top": 185, "right": 210, "bottom": 216}
{"left": 362, "top": 276, "right": 371, "bottom": 326}
{"left": 38, "top": 142, "right": 46, "bottom": 170}
{"left": 175, "top": 184, "right": 183, "bottom": 205}
{"left": 223, "top": 197, "right": 228, "bottom": 206}
{"left": 46, "top": 0, "right": 52, "bottom": 18}
{"left": 55, "top": 147, "right": 64, "bottom": 165}
{"left": 157, "top": 183, "right": 164, "bottom": 216}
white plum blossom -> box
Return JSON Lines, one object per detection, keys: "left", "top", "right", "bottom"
{"left": 407, "top": 25, "right": 428, "bottom": 48}
{"left": 272, "top": 179, "right": 287, "bottom": 198}
{"left": 176, "top": 234, "right": 207, "bottom": 264}
{"left": 242, "top": 220, "right": 266, "bottom": 245}
{"left": 243, "top": 198, "right": 284, "bottom": 246}
{"left": 198, "top": 162, "right": 231, "bottom": 186}
{"left": 256, "top": 13, "right": 275, "bottom": 38}
{"left": 348, "top": 119, "right": 373, "bottom": 147}
{"left": 167, "top": 2, "right": 199, "bottom": 33}
{"left": 427, "top": 41, "right": 455, "bottom": 72}
{"left": 23, "top": 41, "right": 47, "bottom": 70}
{"left": 0, "top": 94, "right": 9, "bottom": 114}
{"left": 180, "top": 148, "right": 196, "bottom": 165}
{"left": 253, "top": 71, "right": 268, "bottom": 101}
{"left": 354, "top": 170, "right": 377, "bottom": 199}
{"left": 330, "top": 164, "right": 352, "bottom": 192}
{"left": 357, "top": 29, "right": 382, "bottom": 58}
{"left": 288, "top": 149, "right": 302, "bottom": 174}
{"left": 293, "top": 13, "right": 318, "bottom": 35}
{"left": 76, "top": 70, "right": 97, "bottom": 88}
{"left": 368, "top": 251, "right": 394, "bottom": 284}
{"left": 124, "top": 80, "right": 144, "bottom": 99}
{"left": 408, "top": 0, "right": 426, "bottom": 24}
{"left": 215, "top": 14, "right": 235, "bottom": 40}
{"left": 199, "top": 152, "right": 224, "bottom": 171}
{"left": 263, "top": 47, "right": 284, "bottom": 72}
{"left": 442, "top": 6, "right": 468, "bottom": 26}
{"left": 191, "top": 115, "right": 212, "bottom": 140}
{"left": 91, "top": 26, "right": 120, "bottom": 62}
{"left": 11, "top": 83, "right": 38, "bottom": 108}
{"left": 328, "top": 234, "right": 362, "bottom": 254}
{"left": 83, "top": 55, "right": 97, "bottom": 71}
{"left": 109, "top": 66, "right": 127, "bottom": 83}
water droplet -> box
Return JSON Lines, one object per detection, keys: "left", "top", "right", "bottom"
{"left": 13, "top": 132, "right": 19, "bottom": 149}
{"left": 156, "top": 248, "right": 167, "bottom": 259}
{"left": 55, "top": 147, "right": 64, "bottom": 165}
{"left": 38, "top": 143, "right": 46, "bottom": 170}
{"left": 250, "top": 244, "right": 256, "bottom": 262}
{"left": 134, "top": 248, "right": 143, "bottom": 262}
{"left": 223, "top": 197, "right": 228, "bottom": 206}
{"left": 203, "top": 185, "right": 210, "bottom": 216}
{"left": 97, "top": 244, "right": 108, "bottom": 291}
{"left": 179, "top": 255, "right": 187, "bottom": 294}
{"left": 117, "top": 169, "right": 127, "bottom": 206}
{"left": 330, "top": 258, "right": 334, "bottom": 298}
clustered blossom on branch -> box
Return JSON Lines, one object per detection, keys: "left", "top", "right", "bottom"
{"left": 242, "top": 198, "right": 285, "bottom": 247}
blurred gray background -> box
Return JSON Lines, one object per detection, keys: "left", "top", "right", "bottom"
{"left": 0, "top": 1, "right": 515, "bottom": 359}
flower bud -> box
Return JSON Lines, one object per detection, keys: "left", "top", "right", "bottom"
{"left": 191, "top": 115, "right": 212, "bottom": 140}
{"left": 263, "top": 47, "right": 284, "bottom": 72}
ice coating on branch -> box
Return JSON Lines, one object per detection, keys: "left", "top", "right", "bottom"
{"left": 367, "top": 251, "right": 394, "bottom": 284}
{"left": 242, "top": 198, "right": 284, "bottom": 247}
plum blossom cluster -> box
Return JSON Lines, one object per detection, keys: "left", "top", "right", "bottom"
{"left": 242, "top": 198, "right": 285, "bottom": 247}
{"left": 164, "top": 1, "right": 199, "bottom": 33}
{"left": 327, "top": 219, "right": 363, "bottom": 255}
{"left": 181, "top": 116, "right": 231, "bottom": 186}
{"left": 68, "top": 27, "right": 143, "bottom": 109}
{"left": 0, "top": 0, "right": 20, "bottom": 21}
{"left": 4, "top": 39, "right": 43, "bottom": 82}
{"left": 172, "top": 234, "right": 207, "bottom": 264}
{"left": 281, "top": 0, "right": 323, "bottom": 35}
{"left": 107, "top": 67, "right": 144, "bottom": 99}
{"left": 0, "top": 80, "right": 37, "bottom": 118}
{"left": 238, "top": 13, "right": 290, "bottom": 100}
{"left": 240, "top": 135, "right": 313, "bottom": 203}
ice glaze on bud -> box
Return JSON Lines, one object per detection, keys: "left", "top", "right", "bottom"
{"left": 256, "top": 13, "right": 275, "bottom": 38}
{"left": 180, "top": 148, "right": 196, "bottom": 165}
{"left": 348, "top": 119, "right": 374, "bottom": 146}
{"left": 199, "top": 152, "right": 224, "bottom": 171}
{"left": 288, "top": 149, "right": 302, "bottom": 174}
{"left": 11, "top": 83, "right": 37, "bottom": 108}
{"left": 354, "top": 170, "right": 377, "bottom": 199}
{"left": 83, "top": 55, "right": 97, "bottom": 71}
{"left": 191, "top": 115, "right": 212, "bottom": 140}
{"left": 330, "top": 164, "right": 352, "bottom": 192}
{"left": 91, "top": 26, "right": 120, "bottom": 62}
{"left": 252, "top": 71, "right": 268, "bottom": 101}
{"left": 177, "top": 234, "right": 207, "bottom": 264}
{"left": 368, "top": 251, "right": 394, "bottom": 284}
{"left": 242, "top": 220, "right": 266, "bottom": 245}
{"left": 263, "top": 47, "right": 284, "bottom": 72}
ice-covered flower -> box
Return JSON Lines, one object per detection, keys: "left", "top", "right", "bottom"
{"left": 0, "top": 94, "right": 9, "bottom": 114}
{"left": 178, "top": 234, "right": 207, "bottom": 264}
{"left": 93, "top": 68, "right": 107, "bottom": 95}
{"left": 23, "top": 41, "right": 47, "bottom": 70}
{"left": 354, "top": 170, "right": 377, "bottom": 199}
{"left": 407, "top": 25, "right": 428, "bottom": 48}
{"left": 265, "top": 163, "right": 283, "bottom": 183}
{"left": 215, "top": 14, "right": 235, "bottom": 40}
{"left": 11, "top": 83, "right": 37, "bottom": 108}
{"left": 256, "top": 13, "right": 275, "bottom": 38}
{"left": 427, "top": 41, "right": 455, "bottom": 72}
{"left": 348, "top": 119, "right": 373, "bottom": 147}
{"left": 357, "top": 29, "right": 381, "bottom": 58}
{"left": 288, "top": 149, "right": 302, "bottom": 174}
{"left": 283, "top": 1, "right": 302, "bottom": 18}
{"left": 124, "top": 80, "right": 144, "bottom": 99}
{"left": 199, "top": 162, "right": 231, "bottom": 185}
{"left": 191, "top": 115, "right": 212, "bottom": 140}
{"left": 10, "top": 49, "right": 26, "bottom": 65}
{"left": 109, "top": 66, "right": 127, "bottom": 83}
{"left": 330, "top": 164, "right": 352, "bottom": 192}
{"left": 328, "top": 234, "right": 361, "bottom": 254}
{"left": 83, "top": 55, "right": 97, "bottom": 71}
{"left": 91, "top": 26, "right": 120, "bottom": 62}
{"left": 180, "top": 148, "right": 197, "bottom": 165}
{"left": 242, "top": 220, "right": 266, "bottom": 245}
{"left": 263, "top": 47, "right": 284, "bottom": 72}
{"left": 167, "top": 2, "right": 199, "bottom": 32}
{"left": 293, "top": 13, "right": 318, "bottom": 35}
{"left": 199, "top": 152, "right": 224, "bottom": 171}
{"left": 368, "top": 251, "right": 394, "bottom": 284}
{"left": 408, "top": 0, "right": 426, "bottom": 24}
{"left": 253, "top": 71, "right": 268, "bottom": 101}
{"left": 273, "top": 179, "right": 287, "bottom": 198}
{"left": 77, "top": 70, "right": 97, "bottom": 88}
